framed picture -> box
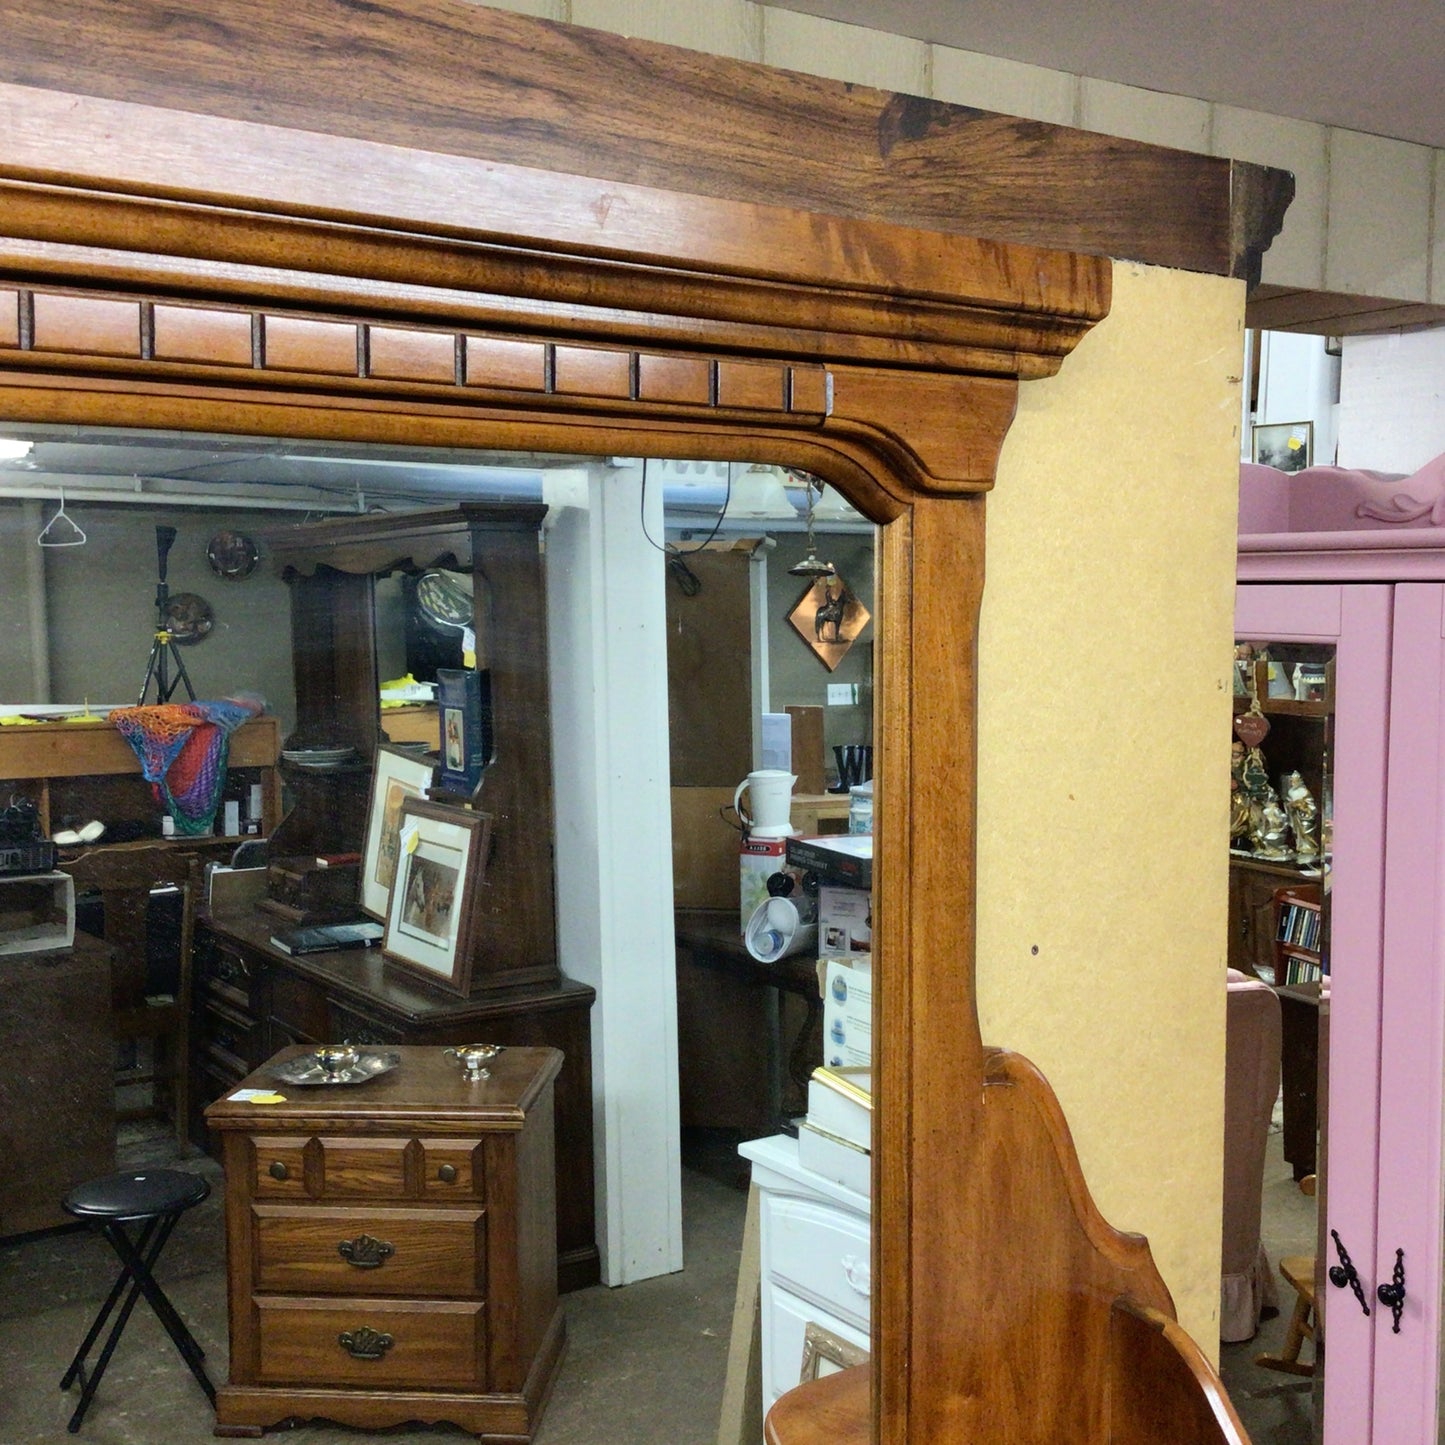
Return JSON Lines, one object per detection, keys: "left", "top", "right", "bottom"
{"left": 1251, "top": 420, "right": 1313, "bottom": 472}
{"left": 360, "top": 744, "right": 437, "bottom": 921}
{"left": 798, "top": 1321, "right": 869, "bottom": 1383}
{"left": 382, "top": 797, "right": 492, "bottom": 995}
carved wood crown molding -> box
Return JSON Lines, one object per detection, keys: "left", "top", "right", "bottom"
{"left": 0, "top": 131, "right": 1112, "bottom": 504}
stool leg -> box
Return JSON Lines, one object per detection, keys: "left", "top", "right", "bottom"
{"left": 59, "top": 1216, "right": 161, "bottom": 1391}
{"left": 65, "top": 1222, "right": 173, "bottom": 1432}
{"left": 106, "top": 1220, "right": 215, "bottom": 1399}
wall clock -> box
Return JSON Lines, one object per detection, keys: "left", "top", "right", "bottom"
{"left": 206, "top": 529, "right": 260, "bottom": 579}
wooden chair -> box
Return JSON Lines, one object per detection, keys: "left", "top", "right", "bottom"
{"left": 1255, "top": 1254, "right": 1318, "bottom": 1377}
{"left": 61, "top": 844, "right": 200, "bottom": 1156}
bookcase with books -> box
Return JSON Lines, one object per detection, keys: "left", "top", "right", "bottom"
{"left": 1274, "top": 884, "right": 1324, "bottom": 987}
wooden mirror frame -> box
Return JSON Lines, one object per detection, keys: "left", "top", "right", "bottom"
{"left": 0, "top": 7, "right": 1288, "bottom": 1439}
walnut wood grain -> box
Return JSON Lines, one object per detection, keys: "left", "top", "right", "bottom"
{"left": 0, "top": 26, "right": 1262, "bottom": 1439}
{"left": 0, "top": 0, "right": 1288, "bottom": 282}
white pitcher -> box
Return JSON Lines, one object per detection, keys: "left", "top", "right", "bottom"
{"left": 733, "top": 769, "right": 797, "bottom": 838}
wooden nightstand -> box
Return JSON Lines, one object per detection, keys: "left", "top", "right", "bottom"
{"left": 206, "top": 1044, "right": 564, "bottom": 1440}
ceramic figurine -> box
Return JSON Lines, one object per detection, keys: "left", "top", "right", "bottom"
{"left": 1282, "top": 770, "right": 1320, "bottom": 863}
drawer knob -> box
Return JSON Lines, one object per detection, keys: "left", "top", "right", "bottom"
{"left": 268, "top": 1160, "right": 289, "bottom": 1182}
{"left": 437, "top": 1163, "right": 458, "bottom": 1184}
{"left": 338, "top": 1326, "right": 394, "bottom": 1360}
{"left": 337, "top": 1234, "right": 395, "bottom": 1269}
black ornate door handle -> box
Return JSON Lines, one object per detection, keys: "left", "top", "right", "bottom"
{"left": 1377, "top": 1249, "right": 1406, "bottom": 1333}
{"left": 338, "top": 1326, "right": 393, "bottom": 1359}
{"left": 1328, "top": 1228, "right": 1372, "bottom": 1315}
{"left": 337, "top": 1234, "right": 394, "bottom": 1269}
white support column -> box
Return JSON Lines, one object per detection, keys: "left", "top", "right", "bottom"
{"left": 544, "top": 461, "right": 683, "bottom": 1286}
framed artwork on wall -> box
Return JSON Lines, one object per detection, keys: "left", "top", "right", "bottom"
{"left": 382, "top": 797, "right": 492, "bottom": 995}
{"left": 360, "top": 744, "right": 437, "bottom": 921}
{"left": 1251, "top": 420, "right": 1313, "bottom": 472}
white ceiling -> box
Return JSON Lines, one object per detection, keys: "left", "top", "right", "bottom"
{"left": 772, "top": 0, "right": 1445, "bottom": 150}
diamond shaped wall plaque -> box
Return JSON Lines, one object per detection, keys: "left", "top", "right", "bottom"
{"left": 787, "top": 571, "right": 870, "bottom": 672}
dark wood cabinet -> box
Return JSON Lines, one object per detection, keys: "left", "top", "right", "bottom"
{"left": 206, "top": 1044, "right": 564, "bottom": 1439}
{"left": 0, "top": 934, "right": 114, "bottom": 1236}
{"left": 191, "top": 909, "right": 598, "bottom": 1291}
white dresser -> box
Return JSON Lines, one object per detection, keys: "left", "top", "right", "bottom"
{"left": 739, "top": 1134, "right": 872, "bottom": 1414}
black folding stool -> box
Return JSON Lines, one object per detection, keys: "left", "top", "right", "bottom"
{"left": 59, "top": 1169, "right": 216, "bottom": 1432}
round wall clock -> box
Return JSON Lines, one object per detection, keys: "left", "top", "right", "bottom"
{"left": 206, "top": 529, "right": 260, "bottom": 579}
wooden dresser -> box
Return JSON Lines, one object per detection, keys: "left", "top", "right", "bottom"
{"left": 205, "top": 1043, "right": 564, "bottom": 1441}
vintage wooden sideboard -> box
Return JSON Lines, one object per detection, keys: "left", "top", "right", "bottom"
{"left": 205, "top": 1043, "right": 563, "bottom": 1440}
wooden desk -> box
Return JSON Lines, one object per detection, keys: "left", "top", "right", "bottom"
{"left": 0, "top": 933, "right": 114, "bottom": 1235}
{"left": 206, "top": 1044, "right": 563, "bottom": 1440}
{"left": 193, "top": 906, "right": 598, "bottom": 1290}
{"left": 675, "top": 908, "right": 821, "bottom": 1132}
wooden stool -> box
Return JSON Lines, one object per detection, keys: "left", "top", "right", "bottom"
{"left": 1254, "top": 1254, "right": 1317, "bottom": 1377}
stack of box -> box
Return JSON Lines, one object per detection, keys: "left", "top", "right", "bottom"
{"left": 798, "top": 1064, "right": 872, "bottom": 1196}
{"left": 787, "top": 833, "right": 873, "bottom": 1071}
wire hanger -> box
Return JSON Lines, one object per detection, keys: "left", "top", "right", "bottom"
{"left": 37, "top": 490, "right": 86, "bottom": 548}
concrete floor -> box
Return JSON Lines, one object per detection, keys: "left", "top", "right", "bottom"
{"left": 1218, "top": 1109, "right": 1320, "bottom": 1445}
{"left": 0, "top": 1131, "right": 749, "bottom": 1445}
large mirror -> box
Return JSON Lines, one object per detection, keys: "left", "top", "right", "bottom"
{"left": 0, "top": 422, "right": 876, "bottom": 1440}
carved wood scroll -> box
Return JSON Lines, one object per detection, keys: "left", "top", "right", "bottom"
{"left": 0, "top": 7, "right": 1281, "bottom": 1439}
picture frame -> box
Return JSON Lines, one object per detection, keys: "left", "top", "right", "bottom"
{"left": 1251, "top": 420, "right": 1313, "bottom": 472}
{"left": 382, "top": 797, "right": 492, "bottom": 995}
{"left": 359, "top": 744, "right": 438, "bottom": 921}
{"left": 798, "top": 1321, "right": 869, "bottom": 1383}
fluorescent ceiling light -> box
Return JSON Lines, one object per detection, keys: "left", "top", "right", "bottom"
{"left": 0, "top": 439, "right": 34, "bottom": 461}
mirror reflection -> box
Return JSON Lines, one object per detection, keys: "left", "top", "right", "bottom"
{"left": 0, "top": 425, "right": 876, "bottom": 1436}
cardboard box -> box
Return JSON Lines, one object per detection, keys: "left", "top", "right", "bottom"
{"left": 798, "top": 1120, "right": 870, "bottom": 1197}
{"left": 818, "top": 884, "right": 871, "bottom": 956}
{"left": 820, "top": 956, "right": 872, "bottom": 1068}
{"left": 739, "top": 834, "right": 789, "bottom": 932}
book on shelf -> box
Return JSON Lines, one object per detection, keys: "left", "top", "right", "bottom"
{"left": 1276, "top": 900, "right": 1321, "bottom": 952}
{"left": 807, "top": 1065, "right": 872, "bottom": 1152}
{"left": 1282, "top": 952, "right": 1325, "bottom": 987}
{"left": 269, "top": 919, "right": 385, "bottom": 955}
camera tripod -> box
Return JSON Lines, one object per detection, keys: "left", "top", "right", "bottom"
{"left": 136, "top": 524, "right": 196, "bottom": 706}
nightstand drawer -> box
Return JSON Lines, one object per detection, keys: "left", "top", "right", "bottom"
{"left": 254, "top": 1204, "right": 485, "bottom": 1296}
{"left": 255, "top": 1296, "right": 486, "bottom": 1389}
{"left": 316, "top": 1136, "right": 410, "bottom": 1196}
{"left": 760, "top": 1192, "right": 871, "bottom": 1330}
{"left": 420, "top": 1140, "right": 483, "bottom": 1199}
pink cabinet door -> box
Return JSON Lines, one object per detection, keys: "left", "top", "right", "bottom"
{"left": 1369, "top": 583, "right": 1445, "bottom": 1439}
{"left": 1236, "top": 581, "right": 1442, "bottom": 1443}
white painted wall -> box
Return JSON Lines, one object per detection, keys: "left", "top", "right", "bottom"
{"left": 544, "top": 462, "right": 684, "bottom": 1286}
{"left": 1337, "top": 330, "right": 1445, "bottom": 472}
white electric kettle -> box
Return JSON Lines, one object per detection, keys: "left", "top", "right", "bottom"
{"left": 733, "top": 769, "right": 797, "bottom": 838}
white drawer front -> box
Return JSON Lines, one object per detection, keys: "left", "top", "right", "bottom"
{"left": 759, "top": 1192, "right": 871, "bottom": 1329}
{"left": 761, "top": 1282, "right": 869, "bottom": 1406}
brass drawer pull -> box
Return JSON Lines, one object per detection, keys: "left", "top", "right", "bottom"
{"left": 437, "top": 1164, "right": 457, "bottom": 1184}
{"left": 337, "top": 1234, "right": 395, "bottom": 1269}
{"left": 268, "top": 1161, "right": 289, "bottom": 1181}
{"left": 338, "top": 1326, "right": 393, "bottom": 1360}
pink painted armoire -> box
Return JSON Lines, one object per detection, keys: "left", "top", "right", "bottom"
{"left": 1237, "top": 453, "right": 1445, "bottom": 1443}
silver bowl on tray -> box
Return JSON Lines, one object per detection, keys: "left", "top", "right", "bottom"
{"left": 272, "top": 1047, "right": 401, "bottom": 1086}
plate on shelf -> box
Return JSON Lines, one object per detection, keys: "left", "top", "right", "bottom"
{"left": 282, "top": 746, "right": 358, "bottom": 769}
{"left": 271, "top": 1050, "right": 400, "bottom": 1086}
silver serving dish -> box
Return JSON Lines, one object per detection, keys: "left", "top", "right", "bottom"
{"left": 271, "top": 1049, "right": 401, "bottom": 1087}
